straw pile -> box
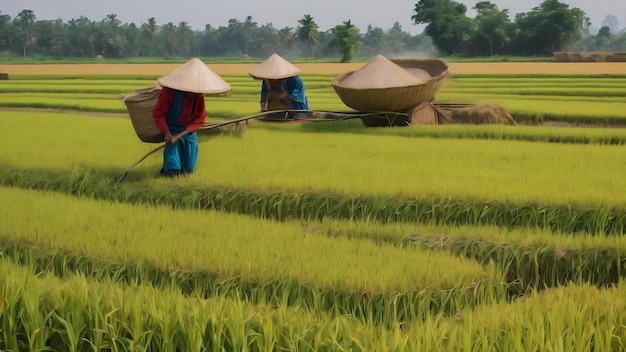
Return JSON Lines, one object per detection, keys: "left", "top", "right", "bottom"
{"left": 553, "top": 52, "right": 626, "bottom": 62}
{"left": 408, "top": 102, "right": 437, "bottom": 125}
{"left": 197, "top": 120, "right": 247, "bottom": 141}
{"left": 434, "top": 103, "right": 516, "bottom": 125}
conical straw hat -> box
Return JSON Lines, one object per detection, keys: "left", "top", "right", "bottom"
{"left": 157, "top": 57, "right": 231, "bottom": 94}
{"left": 249, "top": 53, "right": 302, "bottom": 79}
{"left": 335, "top": 54, "right": 426, "bottom": 89}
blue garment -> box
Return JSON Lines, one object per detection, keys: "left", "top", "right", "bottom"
{"left": 162, "top": 133, "right": 198, "bottom": 174}
{"left": 162, "top": 89, "right": 199, "bottom": 175}
{"left": 260, "top": 76, "right": 308, "bottom": 110}
{"left": 281, "top": 76, "right": 308, "bottom": 109}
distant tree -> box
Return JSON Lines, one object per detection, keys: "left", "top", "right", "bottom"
{"left": 469, "top": 1, "right": 511, "bottom": 56}
{"left": 14, "top": 9, "right": 36, "bottom": 57}
{"left": 160, "top": 22, "right": 177, "bottom": 57}
{"left": 601, "top": 15, "right": 619, "bottom": 34}
{"left": 278, "top": 26, "right": 295, "bottom": 52}
{"left": 100, "top": 13, "right": 124, "bottom": 57}
{"left": 242, "top": 15, "right": 257, "bottom": 56}
{"left": 609, "top": 33, "right": 626, "bottom": 51}
{"left": 222, "top": 18, "right": 246, "bottom": 55}
{"left": 593, "top": 26, "right": 614, "bottom": 50}
{"left": 140, "top": 17, "right": 159, "bottom": 56}
{"left": 296, "top": 14, "right": 319, "bottom": 58}
{"left": 122, "top": 22, "right": 140, "bottom": 57}
{"left": 0, "top": 11, "right": 14, "bottom": 52}
{"left": 329, "top": 20, "right": 361, "bottom": 62}
{"left": 199, "top": 24, "right": 220, "bottom": 56}
{"left": 34, "top": 19, "right": 67, "bottom": 58}
{"left": 249, "top": 22, "right": 279, "bottom": 57}
{"left": 363, "top": 24, "right": 384, "bottom": 55}
{"left": 511, "top": 0, "right": 588, "bottom": 55}
{"left": 412, "top": 0, "right": 473, "bottom": 55}
{"left": 386, "top": 22, "right": 407, "bottom": 54}
{"left": 177, "top": 21, "right": 192, "bottom": 56}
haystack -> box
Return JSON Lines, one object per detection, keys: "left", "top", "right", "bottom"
{"left": 607, "top": 52, "right": 626, "bottom": 62}
{"left": 408, "top": 102, "right": 438, "bottom": 125}
{"left": 434, "top": 103, "right": 516, "bottom": 125}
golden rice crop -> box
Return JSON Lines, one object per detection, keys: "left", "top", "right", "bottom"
{"left": 0, "top": 186, "right": 501, "bottom": 296}
{"left": 5, "top": 62, "right": 626, "bottom": 75}
{"left": 3, "top": 258, "right": 626, "bottom": 351}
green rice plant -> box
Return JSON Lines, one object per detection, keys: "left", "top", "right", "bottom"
{"left": 5, "top": 71, "right": 626, "bottom": 126}
{"left": 0, "top": 265, "right": 23, "bottom": 350}
{"left": 437, "top": 75, "right": 626, "bottom": 124}
{"left": 4, "top": 256, "right": 626, "bottom": 351}
{"left": 18, "top": 277, "right": 52, "bottom": 352}
{"left": 344, "top": 123, "right": 626, "bottom": 145}
{"left": 5, "top": 160, "right": 626, "bottom": 236}
{"left": 0, "top": 186, "right": 507, "bottom": 322}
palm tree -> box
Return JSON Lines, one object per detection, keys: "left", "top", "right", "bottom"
{"left": 23, "top": 34, "right": 36, "bottom": 57}
{"left": 15, "top": 9, "right": 36, "bottom": 57}
{"left": 278, "top": 27, "right": 295, "bottom": 51}
{"left": 386, "top": 22, "right": 406, "bottom": 54}
{"left": 329, "top": 20, "right": 361, "bottom": 63}
{"left": 297, "top": 14, "right": 319, "bottom": 58}
{"left": 177, "top": 21, "right": 191, "bottom": 56}
{"left": 160, "top": 22, "right": 177, "bottom": 57}
{"left": 141, "top": 17, "right": 158, "bottom": 56}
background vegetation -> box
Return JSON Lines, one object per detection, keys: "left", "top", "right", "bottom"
{"left": 2, "top": 0, "right": 626, "bottom": 62}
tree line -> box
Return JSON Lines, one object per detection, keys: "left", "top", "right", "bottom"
{"left": 2, "top": 0, "right": 625, "bottom": 61}
{"left": 414, "top": 0, "right": 626, "bottom": 56}
{"left": 0, "top": 10, "right": 433, "bottom": 61}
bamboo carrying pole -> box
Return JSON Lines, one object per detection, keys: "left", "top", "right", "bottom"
{"left": 116, "top": 111, "right": 279, "bottom": 183}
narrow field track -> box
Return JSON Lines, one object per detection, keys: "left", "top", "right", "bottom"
{"left": 4, "top": 62, "right": 626, "bottom": 75}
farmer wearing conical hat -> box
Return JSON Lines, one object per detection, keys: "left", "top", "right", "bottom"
{"left": 153, "top": 57, "right": 231, "bottom": 177}
{"left": 249, "top": 53, "right": 308, "bottom": 111}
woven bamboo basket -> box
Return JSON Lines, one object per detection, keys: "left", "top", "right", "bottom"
{"left": 331, "top": 58, "right": 449, "bottom": 112}
{"left": 121, "top": 86, "right": 164, "bottom": 143}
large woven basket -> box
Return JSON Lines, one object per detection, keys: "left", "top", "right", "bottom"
{"left": 121, "top": 86, "right": 164, "bottom": 143}
{"left": 331, "top": 58, "right": 449, "bottom": 112}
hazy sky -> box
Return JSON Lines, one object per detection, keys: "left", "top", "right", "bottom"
{"left": 3, "top": 0, "right": 623, "bottom": 35}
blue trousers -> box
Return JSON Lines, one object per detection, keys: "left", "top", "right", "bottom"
{"left": 162, "top": 132, "right": 198, "bottom": 175}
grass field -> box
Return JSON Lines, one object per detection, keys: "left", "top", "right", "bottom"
{"left": 2, "top": 60, "right": 626, "bottom": 350}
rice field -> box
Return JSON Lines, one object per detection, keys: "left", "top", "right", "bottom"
{"left": 2, "top": 60, "right": 626, "bottom": 351}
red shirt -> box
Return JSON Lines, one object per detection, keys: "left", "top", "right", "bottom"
{"left": 152, "top": 87, "right": 206, "bottom": 133}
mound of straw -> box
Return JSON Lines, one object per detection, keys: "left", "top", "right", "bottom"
{"left": 435, "top": 103, "right": 516, "bottom": 125}
{"left": 553, "top": 52, "right": 626, "bottom": 62}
